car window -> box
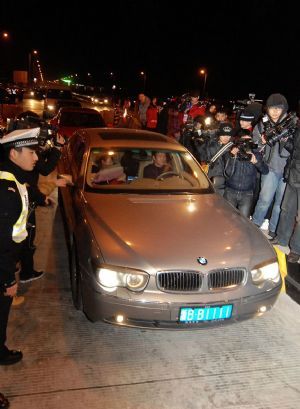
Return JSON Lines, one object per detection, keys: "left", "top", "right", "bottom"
{"left": 85, "top": 148, "right": 212, "bottom": 193}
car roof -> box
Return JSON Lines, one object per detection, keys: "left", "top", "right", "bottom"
{"left": 77, "top": 128, "right": 185, "bottom": 150}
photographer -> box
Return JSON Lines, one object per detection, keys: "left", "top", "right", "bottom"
{"left": 19, "top": 128, "right": 67, "bottom": 283}
{"left": 224, "top": 131, "right": 268, "bottom": 217}
{"left": 179, "top": 90, "right": 205, "bottom": 155}
{"left": 196, "top": 122, "right": 235, "bottom": 195}
{"left": 252, "top": 94, "right": 296, "bottom": 238}
{"left": 270, "top": 123, "right": 300, "bottom": 263}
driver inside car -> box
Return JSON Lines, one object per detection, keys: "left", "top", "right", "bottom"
{"left": 143, "top": 151, "right": 172, "bottom": 179}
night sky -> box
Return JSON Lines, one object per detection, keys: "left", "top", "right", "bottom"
{"left": 1, "top": 0, "right": 299, "bottom": 107}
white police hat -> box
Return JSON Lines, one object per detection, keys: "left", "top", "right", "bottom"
{"left": 0, "top": 128, "right": 40, "bottom": 149}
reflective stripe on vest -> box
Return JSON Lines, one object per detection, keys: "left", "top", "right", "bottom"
{"left": 0, "top": 171, "right": 29, "bottom": 243}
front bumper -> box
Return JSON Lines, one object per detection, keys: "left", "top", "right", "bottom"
{"left": 82, "top": 282, "right": 281, "bottom": 329}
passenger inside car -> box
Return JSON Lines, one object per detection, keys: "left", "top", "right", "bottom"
{"left": 143, "top": 151, "right": 172, "bottom": 179}
{"left": 92, "top": 153, "right": 126, "bottom": 184}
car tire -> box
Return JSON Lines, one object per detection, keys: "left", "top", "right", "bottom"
{"left": 70, "top": 241, "right": 83, "bottom": 311}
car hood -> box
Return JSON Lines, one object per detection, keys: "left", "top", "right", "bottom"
{"left": 84, "top": 193, "right": 275, "bottom": 272}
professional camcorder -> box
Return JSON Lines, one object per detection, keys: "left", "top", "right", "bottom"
{"left": 233, "top": 138, "right": 258, "bottom": 161}
{"left": 232, "top": 93, "right": 263, "bottom": 112}
{"left": 262, "top": 111, "right": 298, "bottom": 147}
{"left": 6, "top": 111, "right": 63, "bottom": 148}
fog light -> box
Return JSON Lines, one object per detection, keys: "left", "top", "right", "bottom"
{"left": 116, "top": 314, "right": 124, "bottom": 323}
{"left": 259, "top": 306, "right": 267, "bottom": 313}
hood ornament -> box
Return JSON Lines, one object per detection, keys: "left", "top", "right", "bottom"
{"left": 197, "top": 257, "right": 207, "bottom": 265}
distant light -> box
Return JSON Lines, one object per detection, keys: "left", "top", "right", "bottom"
{"left": 112, "top": 85, "right": 116, "bottom": 90}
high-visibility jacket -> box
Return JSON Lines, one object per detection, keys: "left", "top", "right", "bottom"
{"left": 0, "top": 171, "right": 29, "bottom": 243}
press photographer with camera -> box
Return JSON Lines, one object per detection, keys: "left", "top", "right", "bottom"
{"left": 252, "top": 93, "right": 297, "bottom": 238}
{"left": 270, "top": 122, "right": 300, "bottom": 263}
{"left": 223, "top": 130, "right": 268, "bottom": 217}
{"left": 179, "top": 90, "right": 205, "bottom": 155}
{"left": 195, "top": 122, "right": 235, "bottom": 196}
{"left": 19, "top": 120, "right": 67, "bottom": 283}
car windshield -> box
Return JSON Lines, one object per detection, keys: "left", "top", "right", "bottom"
{"left": 46, "top": 89, "right": 72, "bottom": 99}
{"left": 85, "top": 148, "right": 212, "bottom": 194}
{"left": 60, "top": 112, "right": 105, "bottom": 127}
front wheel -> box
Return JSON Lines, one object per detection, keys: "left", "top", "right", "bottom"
{"left": 70, "top": 242, "right": 83, "bottom": 311}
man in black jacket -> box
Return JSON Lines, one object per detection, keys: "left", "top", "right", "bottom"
{"left": 19, "top": 135, "right": 66, "bottom": 282}
{"left": 224, "top": 132, "right": 269, "bottom": 217}
{"left": 270, "top": 125, "right": 300, "bottom": 262}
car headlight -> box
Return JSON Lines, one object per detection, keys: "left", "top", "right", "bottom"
{"left": 251, "top": 262, "right": 280, "bottom": 284}
{"left": 97, "top": 265, "right": 149, "bottom": 292}
{"left": 47, "top": 104, "right": 54, "bottom": 110}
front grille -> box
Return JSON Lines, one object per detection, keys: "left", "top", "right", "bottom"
{"left": 157, "top": 271, "right": 202, "bottom": 292}
{"left": 208, "top": 269, "right": 245, "bottom": 289}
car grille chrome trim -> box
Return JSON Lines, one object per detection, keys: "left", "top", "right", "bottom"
{"left": 208, "top": 268, "right": 245, "bottom": 289}
{"left": 157, "top": 271, "right": 202, "bottom": 292}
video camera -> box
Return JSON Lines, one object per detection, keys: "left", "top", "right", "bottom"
{"left": 232, "top": 93, "right": 263, "bottom": 112}
{"left": 6, "top": 112, "right": 61, "bottom": 148}
{"left": 233, "top": 138, "right": 258, "bottom": 161}
{"left": 262, "top": 111, "right": 298, "bottom": 147}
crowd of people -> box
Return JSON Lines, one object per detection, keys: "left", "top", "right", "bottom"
{"left": 117, "top": 90, "right": 300, "bottom": 262}
{"left": 0, "top": 90, "right": 300, "bottom": 408}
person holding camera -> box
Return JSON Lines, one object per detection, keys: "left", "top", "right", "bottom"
{"left": 252, "top": 93, "right": 294, "bottom": 237}
{"left": 180, "top": 90, "right": 205, "bottom": 155}
{"left": 270, "top": 123, "right": 300, "bottom": 262}
{"left": 224, "top": 130, "right": 268, "bottom": 217}
{"left": 18, "top": 131, "right": 67, "bottom": 283}
{"left": 196, "top": 122, "right": 235, "bottom": 195}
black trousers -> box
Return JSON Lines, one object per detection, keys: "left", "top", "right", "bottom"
{"left": 20, "top": 210, "right": 36, "bottom": 278}
{"left": 0, "top": 292, "right": 13, "bottom": 357}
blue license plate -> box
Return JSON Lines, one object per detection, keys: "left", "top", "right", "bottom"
{"left": 179, "top": 304, "right": 233, "bottom": 323}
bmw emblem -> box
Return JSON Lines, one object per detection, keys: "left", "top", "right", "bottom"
{"left": 197, "top": 257, "right": 208, "bottom": 265}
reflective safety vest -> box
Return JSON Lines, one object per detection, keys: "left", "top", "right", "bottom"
{"left": 0, "top": 171, "right": 29, "bottom": 243}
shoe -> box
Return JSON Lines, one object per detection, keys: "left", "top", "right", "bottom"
{"left": 269, "top": 235, "right": 278, "bottom": 243}
{"left": 0, "top": 349, "right": 23, "bottom": 365}
{"left": 20, "top": 270, "right": 44, "bottom": 283}
{"left": 268, "top": 231, "right": 276, "bottom": 239}
{"left": 287, "top": 252, "right": 300, "bottom": 263}
{"left": 260, "top": 219, "right": 269, "bottom": 230}
{"left": 0, "top": 393, "right": 9, "bottom": 409}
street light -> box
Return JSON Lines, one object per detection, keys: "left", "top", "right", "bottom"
{"left": 199, "top": 68, "right": 208, "bottom": 97}
{"left": 140, "top": 71, "right": 147, "bottom": 92}
{"left": 28, "top": 50, "right": 38, "bottom": 86}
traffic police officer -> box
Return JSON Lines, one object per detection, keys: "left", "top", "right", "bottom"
{"left": 0, "top": 128, "right": 40, "bottom": 409}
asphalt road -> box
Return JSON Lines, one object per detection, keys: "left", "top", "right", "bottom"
{"left": 1, "top": 179, "right": 300, "bottom": 409}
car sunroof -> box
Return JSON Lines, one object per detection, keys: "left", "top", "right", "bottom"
{"left": 99, "top": 133, "right": 167, "bottom": 142}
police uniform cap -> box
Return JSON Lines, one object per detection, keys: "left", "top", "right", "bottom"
{"left": 0, "top": 128, "right": 40, "bottom": 149}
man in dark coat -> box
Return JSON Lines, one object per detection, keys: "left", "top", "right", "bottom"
{"left": 270, "top": 125, "right": 300, "bottom": 262}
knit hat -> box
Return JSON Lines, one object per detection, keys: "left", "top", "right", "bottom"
{"left": 218, "top": 122, "right": 234, "bottom": 137}
{"left": 266, "top": 93, "right": 288, "bottom": 112}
